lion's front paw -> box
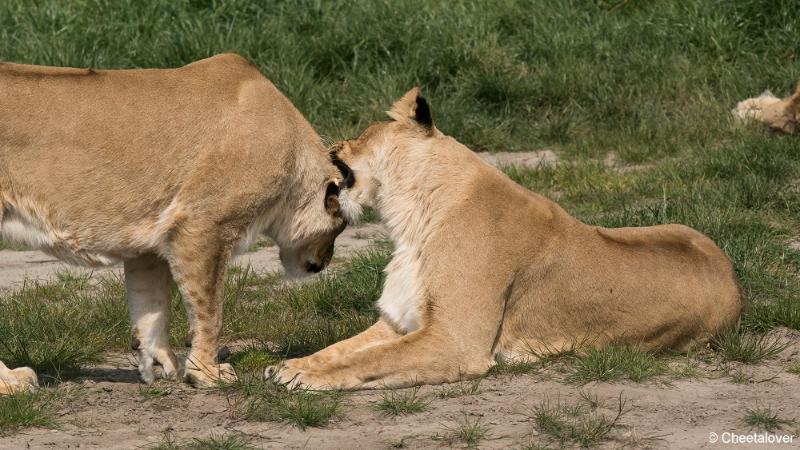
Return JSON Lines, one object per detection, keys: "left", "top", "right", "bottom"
{"left": 137, "top": 346, "right": 180, "bottom": 384}
{"left": 184, "top": 361, "right": 238, "bottom": 388}
{"left": 270, "top": 364, "right": 320, "bottom": 390}
{"left": 267, "top": 361, "right": 357, "bottom": 391}
{"left": 265, "top": 359, "right": 303, "bottom": 389}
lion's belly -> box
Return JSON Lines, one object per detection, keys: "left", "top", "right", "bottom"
{"left": 377, "top": 244, "right": 423, "bottom": 333}
{"left": 1, "top": 203, "right": 121, "bottom": 267}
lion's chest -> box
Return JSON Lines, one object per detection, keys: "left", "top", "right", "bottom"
{"left": 377, "top": 245, "right": 423, "bottom": 333}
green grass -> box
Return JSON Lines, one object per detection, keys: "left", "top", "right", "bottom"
{"left": 713, "top": 328, "right": 788, "bottom": 364}
{"left": 453, "top": 416, "right": 490, "bottom": 449}
{"left": 228, "top": 348, "right": 278, "bottom": 375}
{"left": 360, "top": 207, "right": 380, "bottom": 224}
{"left": 489, "top": 359, "right": 545, "bottom": 376}
{"left": 246, "top": 238, "right": 274, "bottom": 252}
{"left": 0, "top": 390, "right": 55, "bottom": 435}
{"left": 531, "top": 394, "right": 627, "bottom": 448}
{"left": 376, "top": 386, "right": 429, "bottom": 416}
{"left": 224, "top": 374, "right": 342, "bottom": 430}
{"left": 1, "top": 0, "right": 797, "bottom": 155}
{"left": 788, "top": 362, "right": 800, "bottom": 376}
{"left": 744, "top": 407, "right": 794, "bottom": 432}
{"left": 0, "top": 239, "right": 29, "bottom": 251}
{"left": 233, "top": 248, "right": 389, "bottom": 358}
{"left": 139, "top": 382, "right": 173, "bottom": 400}
{"left": 0, "top": 387, "right": 77, "bottom": 436}
{"left": 434, "top": 377, "right": 482, "bottom": 399}
{"left": 570, "top": 346, "right": 667, "bottom": 384}
{"left": 489, "top": 346, "right": 679, "bottom": 384}
{"left": 151, "top": 432, "right": 254, "bottom": 450}
{"left": 490, "top": 348, "right": 578, "bottom": 376}
{"left": 0, "top": 272, "right": 129, "bottom": 380}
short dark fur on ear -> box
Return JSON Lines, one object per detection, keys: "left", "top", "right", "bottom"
{"left": 329, "top": 148, "right": 355, "bottom": 188}
{"left": 325, "top": 181, "right": 341, "bottom": 215}
{"left": 388, "top": 87, "right": 434, "bottom": 132}
{"left": 414, "top": 95, "right": 433, "bottom": 129}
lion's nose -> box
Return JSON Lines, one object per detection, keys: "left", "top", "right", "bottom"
{"left": 306, "top": 262, "right": 323, "bottom": 273}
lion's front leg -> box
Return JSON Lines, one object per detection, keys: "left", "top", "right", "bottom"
{"left": 125, "top": 254, "right": 180, "bottom": 384}
{"left": 274, "top": 329, "right": 493, "bottom": 390}
{"left": 275, "top": 276, "right": 507, "bottom": 390}
{"left": 268, "top": 318, "right": 400, "bottom": 377}
{"left": 167, "top": 228, "right": 237, "bottom": 388}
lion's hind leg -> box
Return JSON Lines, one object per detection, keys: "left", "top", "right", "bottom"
{"left": 0, "top": 361, "right": 38, "bottom": 395}
{"left": 125, "top": 254, "right": 180, "bottom": 384}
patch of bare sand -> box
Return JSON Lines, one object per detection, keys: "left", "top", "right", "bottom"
{"left": 3, "top": 333, "right": 798, "bottom": 449}
{"left": 478, "top": 149, "right": 652, "bottom": 173}
{"left": 478, "top": 150, "right": 559, "bottom": 168}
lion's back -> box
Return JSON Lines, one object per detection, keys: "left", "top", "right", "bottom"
{"left": 0, "top": 54, "right": 326, "bottom": 265}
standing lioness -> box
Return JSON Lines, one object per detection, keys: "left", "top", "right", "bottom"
{"left": 0, "top": 54, "right": 352, "bottom": 392}
{"left": 272, "top": 88, "right": 744, "bottom": 390}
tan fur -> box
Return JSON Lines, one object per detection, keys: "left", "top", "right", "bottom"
{"left": 0, "top": 54, "right": 348, "bottom": 390}
{"left": 271, "top": 88, "right": 744, "bottom": 390}
{"left": 0, "top": 361, "right": 38, "bottom": 395}
{"left": 733, "top": 82, "right": 800, "bottom": 134}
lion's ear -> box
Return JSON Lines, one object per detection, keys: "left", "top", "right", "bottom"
{"left": 387, "top": 87, "right": 433, "bottom": 132}
{"left": 788, "top": 82, "right": 800, "bottom": 127}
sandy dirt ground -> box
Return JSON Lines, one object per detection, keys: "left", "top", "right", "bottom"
{"left": 1, "top": 152, "right": 799, "bottom": 449}
{"left": 1, "top": 337, "right": 799, "bottom": 449}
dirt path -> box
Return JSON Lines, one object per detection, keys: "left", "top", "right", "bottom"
{"left": 2, "top": 342, "right": 799, "bottom": 449}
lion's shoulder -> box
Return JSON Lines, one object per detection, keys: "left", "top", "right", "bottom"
{"left": 181, "top": 53, "right": 257, "bottom": 73}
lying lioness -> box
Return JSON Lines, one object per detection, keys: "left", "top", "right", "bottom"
{"left": 271, "top": 88, "right": 744, "bottom": 390}
{"left": 733, "top": 82, "right": 800, "bottom": 134}
{"left": 0, "top": 54, "right": 353, "bottom": 393}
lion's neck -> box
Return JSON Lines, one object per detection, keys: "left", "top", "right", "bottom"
{"left": 373, "top": 142, "right": 450, "bottom": 252}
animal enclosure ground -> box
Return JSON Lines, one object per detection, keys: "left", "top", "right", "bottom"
{"left": 1, "top": 0, "right": 800, "bottom": 448}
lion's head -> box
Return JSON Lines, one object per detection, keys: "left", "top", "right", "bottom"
{"left": 331, "top": 87, "right": 435, "bottom": 215}
{"left": 733, "top": 82, "right": 800, "bottom": 135}
{"left": 271, "top": 151, "right": 357, "bottom": 277}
